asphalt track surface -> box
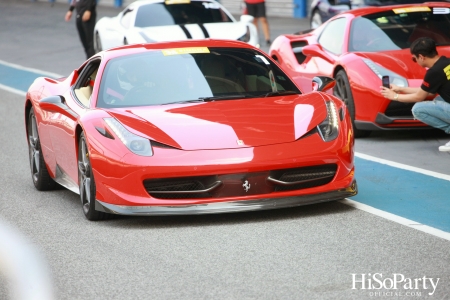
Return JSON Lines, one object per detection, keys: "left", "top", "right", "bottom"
{"left": 0, "top": 1, "right": 449, "bottom": 299}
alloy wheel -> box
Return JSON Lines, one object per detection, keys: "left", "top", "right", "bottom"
{"left": 78, "top": 137, "right": 92, "bottom": 215}
{"left": 28, "top": 113, "right": 40, "bottom": 183}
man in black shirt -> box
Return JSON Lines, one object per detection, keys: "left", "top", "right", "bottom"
{"left": 381, "top": 37, "right": 450, "bottom": 152}
{"left": 65, "top": 0, "right": 97, "bottom": 59}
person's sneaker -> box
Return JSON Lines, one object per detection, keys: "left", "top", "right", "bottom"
{"left": 266, "top": 39, "right": 271, "bottom": 46}
{"left": 438, "top": 141, "right": 450, "bottom": 152}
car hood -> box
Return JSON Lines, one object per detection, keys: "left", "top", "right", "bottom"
{"left": 356, "top": 50, "right": 426, "bottom": 79}
{"left": 134, "top": 22, "right": 248, "bottom": 42}
{"left": 106, "top": 94, "right": 328, "bottom": 150}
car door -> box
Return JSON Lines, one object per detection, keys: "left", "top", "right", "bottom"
{"left": 47, "top": 59, "right": 101, "bottom": 185}
{"left": 297, "top": 17, "right": 347, "bottom": 92}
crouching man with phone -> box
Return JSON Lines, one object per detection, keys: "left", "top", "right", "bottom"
{"left": 380, "top": 37, "right": 450, "bottom": 152}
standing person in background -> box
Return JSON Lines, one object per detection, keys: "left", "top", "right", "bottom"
{"left": 244, "top": 0, "right": 271, "bottom": 46}
{"left": 65, "top": 0, "right": 97, "bottom": 59}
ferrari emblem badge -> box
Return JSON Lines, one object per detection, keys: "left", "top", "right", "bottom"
{"left": 243, "top": 180, "right": 251, "bottom": 192}
{"left": 237, "top": 140, "right": 244, "bottom": 145}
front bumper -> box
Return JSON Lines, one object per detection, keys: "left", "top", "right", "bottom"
{"left": 95, "top": 180, "right": 357, "bottom": 216}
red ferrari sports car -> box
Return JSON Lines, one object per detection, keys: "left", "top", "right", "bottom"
{"left": 269, "top": 2, "right": 450, "bottom": 137}
{"left": 25, "top": 39, "right": 356, "bottom": 220}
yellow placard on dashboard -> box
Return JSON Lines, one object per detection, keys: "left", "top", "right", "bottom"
{"left": 165, "top": 0, "right": 190, "bottom": 4}
{"left": 392, "top": 7, "right": 431, "bottom": 14}
{"left": 162, "top": 47, "right": 210, "bottom": 56}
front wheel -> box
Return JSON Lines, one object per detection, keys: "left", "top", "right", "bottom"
{"left": 334, "top": 70, "right": 371, "bottom": 138}
{"left": 28, "top": 107, "right": 57, "bottom": 190}
{"left": 78, "top": 132, "right": 110, "bottom": 221}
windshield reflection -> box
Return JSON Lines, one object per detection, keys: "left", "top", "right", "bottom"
{"left": 98, "top": 48, "right": 300, "bottom": 108}
{"left": 349, "top": 9, "right": 450, "bottom": 52}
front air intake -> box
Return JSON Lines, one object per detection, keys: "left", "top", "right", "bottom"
{"left": 268, "top": 164, "right": 337, "bottom": 192}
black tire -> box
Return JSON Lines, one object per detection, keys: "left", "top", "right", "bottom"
{"left": 28, "top": 107, "right": 57, "bottom": 190}
{"left": 334, "top": 70, "right": 371, "bottom": 138}
{"left": 78, "top": 132, "right": 110, "bottom": 221}
{"left": 310, "top": 9, "right": 322, "bottom": 29}
{"left": 94, "top": 31, "right": 102, "bottom": 53}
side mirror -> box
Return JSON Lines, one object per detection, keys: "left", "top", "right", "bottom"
{"left": 39, "top": 96, "right": 78, "bottom": 120}
{"left": 301, "top": 44, "right": 335, "bottom": 64}
{"left": 312, "top": 76, "right": 335, "bottom": 92}
{"left": 240, "top": 14, "right": 254, "bottom": 23}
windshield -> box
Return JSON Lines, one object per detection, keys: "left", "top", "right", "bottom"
{"left": 98, "top": 47, "right": 300, "bottom": 108}
{"left": 349, "top": 7, "right": 450, "bottom": 52}
{"left": 134, "top": 1, "right": 232, "bottom": 27}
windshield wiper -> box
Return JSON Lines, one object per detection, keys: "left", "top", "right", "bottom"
{"left": 162, "top": 94, "right": 257, "bottom": 105}
{"left": 161, "top": 99, "right": 205, "bottom": 105}
{"left": 263, "top": 91, "right": 299, "bottom": 97}
{"left": 199, "top": 94, "right": 256, "bottom": 101}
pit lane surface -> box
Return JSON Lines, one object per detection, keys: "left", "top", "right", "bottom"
{"left": 0, "top": 1, "right": 449, "bottom": 299}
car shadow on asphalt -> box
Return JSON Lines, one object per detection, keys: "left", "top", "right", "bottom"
{"left": 357, "top": 127, "right": 447, "bottom": 142}
{"left": 101, "top": 200, "right": 355, "bottom": 229}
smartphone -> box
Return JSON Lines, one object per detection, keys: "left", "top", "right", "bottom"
{"left": 382, "top": 75, "right": 390, "bottom": 88}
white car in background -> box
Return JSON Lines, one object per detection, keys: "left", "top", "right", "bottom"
{"left": 94, "top": 0, "right": 259, "bottom": 52}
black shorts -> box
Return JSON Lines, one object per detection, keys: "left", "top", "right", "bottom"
{"left": 246, "top": 2, "right": 266, "bottom": 18}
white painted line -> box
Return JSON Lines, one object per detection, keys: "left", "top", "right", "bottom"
{"left": 340, "top": 198, "right": 450, "bottom": 241}
{"left": 355, "top": 152, "right": 450, "bottom": 181}
{"left": 0, "top": 83, "right": 26, "bottom": 97}
{"left": 0, "top": 59, "right": 63, "bottom": 79}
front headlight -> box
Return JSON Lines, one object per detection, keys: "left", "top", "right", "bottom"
{"left": 237, "top": 26, "right": 250, "bottom": 43}
{"left": 362, "top": 58, "right": 409, "bottom": 87}
{"left": 104, "top": 118, "right": 153, "bottom": 156}
{"left": 317, "top": 101, "right": 339, "bottom": 142}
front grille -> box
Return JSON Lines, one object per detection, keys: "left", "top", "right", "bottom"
{"left": 144, "top": 176, "right": 217, "bottom": 199}
{"left": 270, "top": 164, "right": 337, "bottom": 192}
{"left": 144, "top": 164, "right": 338, "bottom": 199}
{"left": 384, "top": 101, "right": 415, "bottom": 117}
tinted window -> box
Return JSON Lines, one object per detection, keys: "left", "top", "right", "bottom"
{"left": 134, "top": 2, "right": 232, "bottom": 27}
{"left": 349, "top": 8, "right": 450, "bottom": 52}
{"left": 318, "top": 18, "right": 346, "bottom": 55}
{"left": 98, "top": 48, "right": 300, "bottom": 108}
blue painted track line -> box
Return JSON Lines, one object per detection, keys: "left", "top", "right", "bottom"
{"left": 1, "top": 61, "right": 449, "bottom": 234}
{"left": 0, "top": 61, "right": 61, "bottom": 93}
{"left": 350, "top": 156, "right": 450, "bottom": 233}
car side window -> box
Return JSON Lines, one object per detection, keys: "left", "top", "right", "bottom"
{"left": 318, "top": 18, "right": 346, "bottom": 55}
{"left": 73, "top": 60, "right": 101, "bottom": 108}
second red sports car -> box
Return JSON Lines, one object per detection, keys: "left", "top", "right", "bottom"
{"left": 270, "top": 3, "right": 450, "bottom": 137}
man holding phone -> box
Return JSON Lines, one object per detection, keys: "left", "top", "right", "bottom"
{"left": 380, "top": 37, "right": 450, "bottom": 152}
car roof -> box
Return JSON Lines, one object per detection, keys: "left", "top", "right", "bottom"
{"left": 99, "top": 39, "right": 257, "bottom": 61}
{"left": 338, "top": 1, "right": 450, "bottom": 18}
